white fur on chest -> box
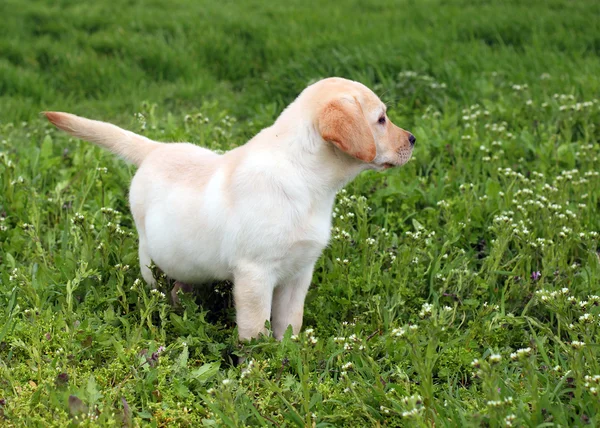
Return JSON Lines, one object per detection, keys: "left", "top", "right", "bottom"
{"left": 228, "top": 153, "right": 334, "bottom": 280}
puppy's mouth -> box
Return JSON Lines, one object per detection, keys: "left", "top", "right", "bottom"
{"left": 375, "top": 157, "right": 411, "bottom": 170}
{"left": 373, "top": 149, "right": 413, "bottom": 170}
{"left": 371, "top": 161, "right": 397, "bottom": 171}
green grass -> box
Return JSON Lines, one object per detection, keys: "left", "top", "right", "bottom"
{"left": 1, "top": 0, "right": 600, "bottom": 425}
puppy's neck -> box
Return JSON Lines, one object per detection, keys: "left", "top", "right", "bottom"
{"left": 275, "top": 119, "right": 368, "bottom": 196}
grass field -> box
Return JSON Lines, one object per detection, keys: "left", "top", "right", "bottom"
{"left": 1, "top": 0, "right": 600, "bottom": 425}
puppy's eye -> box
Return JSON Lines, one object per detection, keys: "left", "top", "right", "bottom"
{"left": 378, "top": 115, "right": 386, "bottom": 125}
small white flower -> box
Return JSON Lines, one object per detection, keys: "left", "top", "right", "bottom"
{"left": 419, "top": 302, "right": 434, "bottom": 318}
{"left": 487, "top": 400, "right": 503, "bottom": 408}
{"left": 510, "top": 347, "right": 532, "bottom": 361}
{"left": 505, "top": 414, "right": 517, "bottom": 427}
{"left": 489, "top": 354, "right": 502, "bottom": 364}
{"left": 392, "top": 327, "right": 406, "bottom": 338}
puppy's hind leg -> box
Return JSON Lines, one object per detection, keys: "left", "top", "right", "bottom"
{"left": 135, "top": 221, "right": 192, "bottom": 305}
{"left": 138, "top": 233, "right": 156, "bottom": 287}
{"left": 138, "top": 237, "right": 192, "bottom": 305}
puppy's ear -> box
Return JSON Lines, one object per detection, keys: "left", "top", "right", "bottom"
{"left": 318, "top": 98, "right": 376, "bottom": 163}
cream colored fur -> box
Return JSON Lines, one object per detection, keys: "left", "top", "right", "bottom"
{"left": 45, "top": 77, "right": 415, "bottom": 341}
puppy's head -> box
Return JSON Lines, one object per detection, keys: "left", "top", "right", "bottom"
{"left": 311, "top": 78, "right": 415, "bottom": 170}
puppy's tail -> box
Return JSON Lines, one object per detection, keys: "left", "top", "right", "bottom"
{"left": 44, "top": 111, "right": 161, "bottom": 167}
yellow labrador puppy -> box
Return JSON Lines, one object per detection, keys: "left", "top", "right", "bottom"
{"left": 45, "top": 77, "right": 415, "bottom": 341}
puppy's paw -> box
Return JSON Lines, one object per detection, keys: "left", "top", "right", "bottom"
{"left": 170, "top": 281, "right": 193, "bottom": 305}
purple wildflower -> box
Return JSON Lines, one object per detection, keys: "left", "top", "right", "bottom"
{"left": 148, "top": 346, "right": 166, "bottom": 367}
{"left": 531, "top": 271, "right": 541, "bottom": 281}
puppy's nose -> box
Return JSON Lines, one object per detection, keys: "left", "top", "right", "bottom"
{"left": 408, "top": 133, "right": 416, "bottom": 146}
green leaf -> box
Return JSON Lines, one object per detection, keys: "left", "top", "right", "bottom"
{"left": 412, "top": 219, "right": 425, "bottom": 231}
{"left": 462, "top": 299, "right": 479, "bottom": 307}
{"left": 86, "top": 375, "right": 103, "bottom": 406}
{"left": 556, "top": 143, "right": 575, "bottom": 167}
{"left": 0, "top": 287, "right": 17, "bottom": 343}
{"left": 190, "top": 362, "right": 220, "bottom": 383}
{"left": 174, "top": 346, "right": 189, "bottom": 371}
{"left": 283, "top": 410, "right": 304, "bottom": 427}
{"left": 40, "top": 135, "right": 53, "bottom": 160}
{"left": 309, "top": 392, "right": 322, "bottom": 410}
{"left": 173, "top": 378, "right": 190, "bottom": 398}
{"left": 137, "top": 410, "right": 152, "bottom": 419}
{"left": 485, "top": 178, "right": 501, "bottom": 197}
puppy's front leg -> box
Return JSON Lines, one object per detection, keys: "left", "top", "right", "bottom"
{"left": 271, "top": 264, "right": 314, "bottom": 340}
{"left": 234, "top": 264, "right": 277, "bottom": 341}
